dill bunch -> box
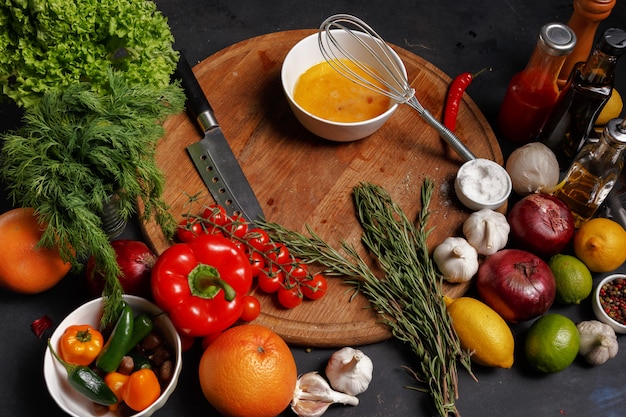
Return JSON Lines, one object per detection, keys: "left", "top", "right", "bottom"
{"left": 0, "top": 69, "right": 184, "bottom": 324}
{"left": 260, "top": 179, "right": 473, "bottom": 416}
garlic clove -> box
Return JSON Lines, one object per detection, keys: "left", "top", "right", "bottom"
{"left": 462, "top": 209, "right": 509, "bottom": 256}
{"left": 433, "top": 237, "right": 479, "bottom": 283}
{"left": 291, "top": 372, "right": 359, "bottom": 417}
{"left": 291, "top": 399, "right": 331, "bottom": 417}
{"left": 325, "top": 347, "right": 373, "bottom": 396}
{"left": 576, "top": 320, "right": 619, "bottom": 366}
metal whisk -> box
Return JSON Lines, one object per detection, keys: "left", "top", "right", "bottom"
{"left": 318, "top": 14, "right": 476, "bottom": 162}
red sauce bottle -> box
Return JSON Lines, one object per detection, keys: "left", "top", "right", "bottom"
{"left": 498, "top": 23, "right": 577, "bottom": 144}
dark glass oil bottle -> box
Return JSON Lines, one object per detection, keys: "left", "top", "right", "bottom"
{"left": 542, "top": 28, "right": 626, "bottom": 167}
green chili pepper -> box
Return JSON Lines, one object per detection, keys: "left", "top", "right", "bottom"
{"left": 47, "top": 339, "right": 117, "bottom": 406}
{"left": 124, "top": 313, "right": 154, "bottom": 354}
{"left": 96, "top": 303, "right": 134, "bottom": 373}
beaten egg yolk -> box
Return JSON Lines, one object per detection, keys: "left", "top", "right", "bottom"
{"left": 293, "top": 59, "right": 391, "bottom": 123}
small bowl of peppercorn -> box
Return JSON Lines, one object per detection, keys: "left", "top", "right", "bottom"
{"left": 44, "top": 295, "right": 182, "bottom": 417}
{"left": 592, "top": 274, "right": 626, "bottom": 334}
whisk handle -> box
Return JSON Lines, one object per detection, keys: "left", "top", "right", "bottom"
{"left": 420, "top": 108, "right": 476, "bottom": 162}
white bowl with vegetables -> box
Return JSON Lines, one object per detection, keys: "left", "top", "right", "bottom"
{"left": 44, "top": 295, "right": 182, "bottom": 417}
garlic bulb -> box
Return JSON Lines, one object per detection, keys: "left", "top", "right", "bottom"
{"left": 325, "top": 347, "right": 373, "bottom": 395}
{"left": 576, "top": 320, "right": 619, "bottom": 366}
{"left": 432, "top": 237, "right": 479, "bottom": 283}
{"left": 291, "top": 372, "right": 359, "bottom": 417}
{"left": 505, "top": 142, "right": 560, "bottom": 195}
{"left": 462, "top": 209, "right": 509, "bottom": 256}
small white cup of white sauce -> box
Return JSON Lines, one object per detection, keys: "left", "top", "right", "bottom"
{"left": 454, "top": 158, "right": 512, "bottom": 211}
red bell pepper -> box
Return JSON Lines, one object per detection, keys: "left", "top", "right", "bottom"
{"left": 151, "top": 234, "right": 253, "bottom": 337}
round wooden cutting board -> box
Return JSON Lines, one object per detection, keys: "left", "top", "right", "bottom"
{"left": 140, "top": 29, "right": 505, "bottom": 347}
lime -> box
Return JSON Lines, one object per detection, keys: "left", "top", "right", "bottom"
{"left": 524, "top": 313, "right": 580, "bottom": 373}
{"left": 548, "top": 254, "right": 593, "bottom": 304}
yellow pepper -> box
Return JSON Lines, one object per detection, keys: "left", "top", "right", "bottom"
{"left": 58, "top": 324, "right": 103, "bottom": 366}
{"left": 104, "top": 372, "right": 129, "bottom": 411}
{"left": 123, "top": 369, "right": 161, "bottom": 411}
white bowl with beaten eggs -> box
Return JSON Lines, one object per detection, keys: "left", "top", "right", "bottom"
{"left": 281, "top": 30, "right": 404, "bottom": 142}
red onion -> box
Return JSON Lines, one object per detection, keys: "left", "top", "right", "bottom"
{"left": 86, "top": 239, "right": 157, "bottom": 298}
{"left": 476, "top": 249, "right": 556, "bottom": 323}
{"left": 507, "top": 193, "right": 574, "bottom": 257}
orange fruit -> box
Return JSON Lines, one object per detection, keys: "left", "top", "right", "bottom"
{"left": 0, "top": 208, "right": 71, "bottom": 294}
{"left": 573, "top": 218, "right": 626, "bottom": 273}
{"left": 199, "top": 324, "right": 298, "bottom": 417}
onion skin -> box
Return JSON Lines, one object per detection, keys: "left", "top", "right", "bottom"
{"left": 505, "top": 142, "right": 559, "bottom": 195}
{"left": 477, "top": 249, "right": 556, "bottom": 323}
{"left": 508, "top": 193, "right": 575, "bottom": 258}
{"left": 86, "top": 239, "right": 157, "bottom": 298}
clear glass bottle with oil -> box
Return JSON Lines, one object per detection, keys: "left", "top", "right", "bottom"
{"left": 555, "top": 118, "right": 626, "bottom": 227}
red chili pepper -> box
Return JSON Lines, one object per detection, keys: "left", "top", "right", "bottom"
{"left": 31, "top": 315, "right": 53, "bottom": 338}
{"left": 151, "top": 234, "right": 253, "bottom": 337}
{"left": 443, "top": 67, "right": 491, "bottom": 132}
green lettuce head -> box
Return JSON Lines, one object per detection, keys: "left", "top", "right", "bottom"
{"left": 0, "top": 0, "right": 178, "bottom": 108}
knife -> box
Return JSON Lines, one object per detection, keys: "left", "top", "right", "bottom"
{"left": 175, "top": 52, "right": 265, "bottom": 224}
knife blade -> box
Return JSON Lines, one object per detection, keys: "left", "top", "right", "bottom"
{"left": 175, "top": 52, "right": 265, "bottom": 224}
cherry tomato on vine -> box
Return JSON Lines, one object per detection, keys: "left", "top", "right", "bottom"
{"left": 230, "top": 239, "right": 245, "bottom": 253}
{"left": 248, "top": 251, "right": 266, "bottom": 278}
{"left": 257, "top": 265, "right": 285, "bottom": 293}
{"left": 284, "top": 261, "right": 309, "bottom": 281}
{"left": 300, "top": 273, "right": 328, "bottom": 300}
{"left": 277, "top": 286, "right": 303, "bottom": 309}
{"left": 176, "top": 218, "right": 204, "bottom": 243}
{"left": 265, "top": 243, "right": 291, "bottom": 265}
{"left": 224, "top": 214, "right": 249, "bottom": 239}
{"left": 240, "top": 295, "right": 261, "bottom": 322}
{"left": 202, "top": 204, "right": 229, "bottom": 227}
{"left": 244, "top": 228, "right": 272, "bottom": 252}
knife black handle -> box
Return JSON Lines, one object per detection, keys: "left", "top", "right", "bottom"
{"left": 175, "top": 51, "right": 219, "bottom": 132}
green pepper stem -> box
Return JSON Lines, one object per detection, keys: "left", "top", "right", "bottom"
{"left": 75, "top": 329, "right": 93, "bottom": 343}
{"left": 47, "top": 338, "right": 77, "bottom": 375}
{"left": 188, "top": 264, "right": 237, "bottom": 301}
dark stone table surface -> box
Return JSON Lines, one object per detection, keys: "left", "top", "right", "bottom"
{"left": 1, "top": 1, "right": 625, "bottom": 416}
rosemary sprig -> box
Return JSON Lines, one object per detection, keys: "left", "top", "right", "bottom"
{"left": 1, "top": 69, "right": 184, "bottom": 325}
{"left": 260, "top": 179, "right": 473, "bottom": 417}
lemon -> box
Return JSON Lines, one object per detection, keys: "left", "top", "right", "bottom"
{"left": 524, "top": 313, "right": 579, "bottom": 373}
{"left": 548, "top": 254, "right": 593, "bottom": 304}
{"left": 444, "top": 296, "right": 514, "bottom": 368}
{"left": 595, "top": 89, "right": 623, "bottom": 126}
{"left": 573, "top": 218, "right": 626, "bottom": 273}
